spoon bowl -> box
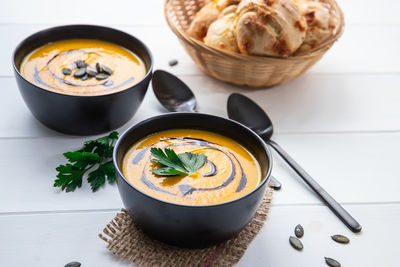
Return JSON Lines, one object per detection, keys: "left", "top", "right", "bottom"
{"left": 152, "top": 70, "right": 196, "bottom": 112}
{"left": 228, "top": 93, "right": 273, "bottom": 140}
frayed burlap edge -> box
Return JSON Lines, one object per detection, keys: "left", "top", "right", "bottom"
{"left": 99, "top": 188, "right": 273, "bottom": 267}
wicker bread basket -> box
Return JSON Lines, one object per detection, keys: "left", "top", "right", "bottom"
{"left": 165, "top": 0, "right": 344, "bottom": 87}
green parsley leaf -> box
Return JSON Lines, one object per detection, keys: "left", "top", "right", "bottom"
{"left": 63, "top": 152, "right": 100, "bottom": 169}
{"left": 54, "top": 131, "right": 119, "bottom": 192}
{"left": 151, "top": 166, "right": 187, "bottom": 176}
{"left": 178, "top": 152, "right": 207, "bottom": 174}
{"left": 97, "top": 131, "right": 119, "bottom": 145}
{"left": 150, "top": 148, "right": 207, "bottom": 177}
{"left": 54, "top": 163, "right": 85, "bottom": 192}
{"left": 87, "top": 161, "right": 116, "bottom": 192}
{"left": 150, "top": 148, "right": 189, "bottom": 174}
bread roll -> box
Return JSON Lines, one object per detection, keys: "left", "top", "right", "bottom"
{"left": 235, "top": 0, "right": 307, "bottom": 57}
{"left": 296, "top": 0, "right": 340, "bottom": 54}
{"left": 204, "top": 5, "right": 240, "bottom": 53}
{"left": 187, "top": 0, "right": 241, "bottom": 40}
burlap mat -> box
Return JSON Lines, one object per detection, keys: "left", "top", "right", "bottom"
{"left": 99, "top": 188, "right": 273, "bottom": 267}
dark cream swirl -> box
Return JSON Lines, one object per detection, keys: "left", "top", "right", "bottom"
{"left": 132, "top": 137, "right": 247, "bottom": 196}
{"left": 20, "top": 39, "right": 146, "bottom": 96}
{"left": 122, "top": 129, "right": 261, "bottom": 205}
{"left": 32, "top": 49, "right": 134, "bottom": 94}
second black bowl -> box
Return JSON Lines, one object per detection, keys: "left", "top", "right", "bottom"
{"left": 13, "top": 25, "right": 153, "bottom": 135}
{"left": 114, "top": 113, "right": 273, "bottom": 248}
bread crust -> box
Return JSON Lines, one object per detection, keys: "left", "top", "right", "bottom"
{"left": 204, "top": 5, "right": 240, "bottom": 53}
{"left": 296, "top": 0, "right": 340, "bottom": 54}
{"left": 187, "top": 0, "right": 241, "bottom": 40}
{"left": 236, "top": 0, "right": 307, "bottom": 57}
{"left": 187, "top": 0, "right": 339, "bottom": 57}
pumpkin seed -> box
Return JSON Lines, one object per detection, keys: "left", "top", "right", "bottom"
{"left": 331, "top": 234, "right": 350, "bottom": 244}
{"left": 289, "top": 236, "right": 303, "bottom": 250}
{"left": 62, "top": 68, "right": 72, "bottom": 75}
{"left": 86, "top": 69, "right": 97, "bottom": 77}
{"left": 73, "top": 68, "right": 86, "bottom": 77}
{"left": 80, "top": 74, "right": 89, "bottom": 81}
{"left": 295, "top": 224, "right": 304, "bottom": 238}
{"left": 96, "top": 62, "right": 102, "bottom": 73}
{"left": 64, "top": 262, "right": 81, "bottom": 267}
{"left": 75, "top": 60, "right": 87, "bottom": 68}
{"left": 324, "top": 257, "right": 341, "bottom": 267}
{"left": 96, "top": 73, "right": 109, "bottom": 80}
{"left": 102, "top": 65, "right": 113, "bottom": 75}
{"left": 169, "top": 59, "right": 178, "bottom": 66}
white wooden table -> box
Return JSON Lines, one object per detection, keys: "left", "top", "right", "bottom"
{"left": 1, "top": 0, "right": 399, "bottom": 266}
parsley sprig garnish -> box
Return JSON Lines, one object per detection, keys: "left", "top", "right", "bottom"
{"left": 150, "top": 147, "right": 207, "bottom": 176}
{"left": 54, "top": 131, "right": 118, "bottom": 192}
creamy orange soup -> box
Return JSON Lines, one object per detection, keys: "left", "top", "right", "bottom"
{"left": 20, "top": 39, "right": 146, "bottom": 96}
{"left": 122, "top": 129, "right": 262, "bottom": 205}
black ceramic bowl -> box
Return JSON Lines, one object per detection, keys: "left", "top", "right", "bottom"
{"left": 114, "top": 113, "right": 272, "bottom": 248}
{"left": 13, "top": 25, "right": 153, "bottom": 135}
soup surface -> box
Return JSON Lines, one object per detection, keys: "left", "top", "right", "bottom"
{"left": 20, "top": 39, "right": 146, "bottom": 96}
{"left": 122, "top": 129, "right": 262, "bottom": 205}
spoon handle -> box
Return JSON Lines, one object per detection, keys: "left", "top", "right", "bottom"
{"left": 269, "top": 176, "right": 282, "bottom": 190}
{"left": 267, "top": 139, "right": 362, "bottom": 233}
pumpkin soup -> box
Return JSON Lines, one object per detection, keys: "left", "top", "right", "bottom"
{"left": 20, "top": 39, "right": 146, "bottom": 96}
{"left": 122, "top": 129, "right": 261, "bottom": 205}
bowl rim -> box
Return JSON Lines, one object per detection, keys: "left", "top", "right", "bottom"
{"left": 12, "top": 24, "right": 154, "bottom": 98}
{"left": 113, "top": 112, "right": 273, "bottom": 209}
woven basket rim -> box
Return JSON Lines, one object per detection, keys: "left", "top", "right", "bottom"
{"left": 164, "top": 0, "right": 344, "bottom": 62}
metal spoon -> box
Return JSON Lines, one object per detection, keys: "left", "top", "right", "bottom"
{"left": 151, "top": 70, "right": 281, "bottom": 190}
{"left": 152, "top": 70, "right": 196, "bottom": 112}
{"left": 227, "top": 93, "right": 362, "bottom": 233}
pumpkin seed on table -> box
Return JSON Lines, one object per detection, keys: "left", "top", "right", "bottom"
{"left": 289, "top": 236, "right": 303, "bottom": 250}
{"left": 325, "top": 257, "right": 341, "bottom": 267}
{"left": 73, "top": 68, "right": 86, "bottom": 77}
{"left": 169, "top": 59, "right": 178, "bottom": 66}
{"left": 64, "top": 262, "right": 81, "bottom": 267}
{"left": 295, "top": 224, "right": 304, "bottom": 238}
{"left": 62, "top": 68, "right": 72, "bottom": 75}
{"left": 96, "top": 73, "right": 109, "bottom": 80}
{"left": 331, "top": 234, "right": 350, "bottom": 244}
